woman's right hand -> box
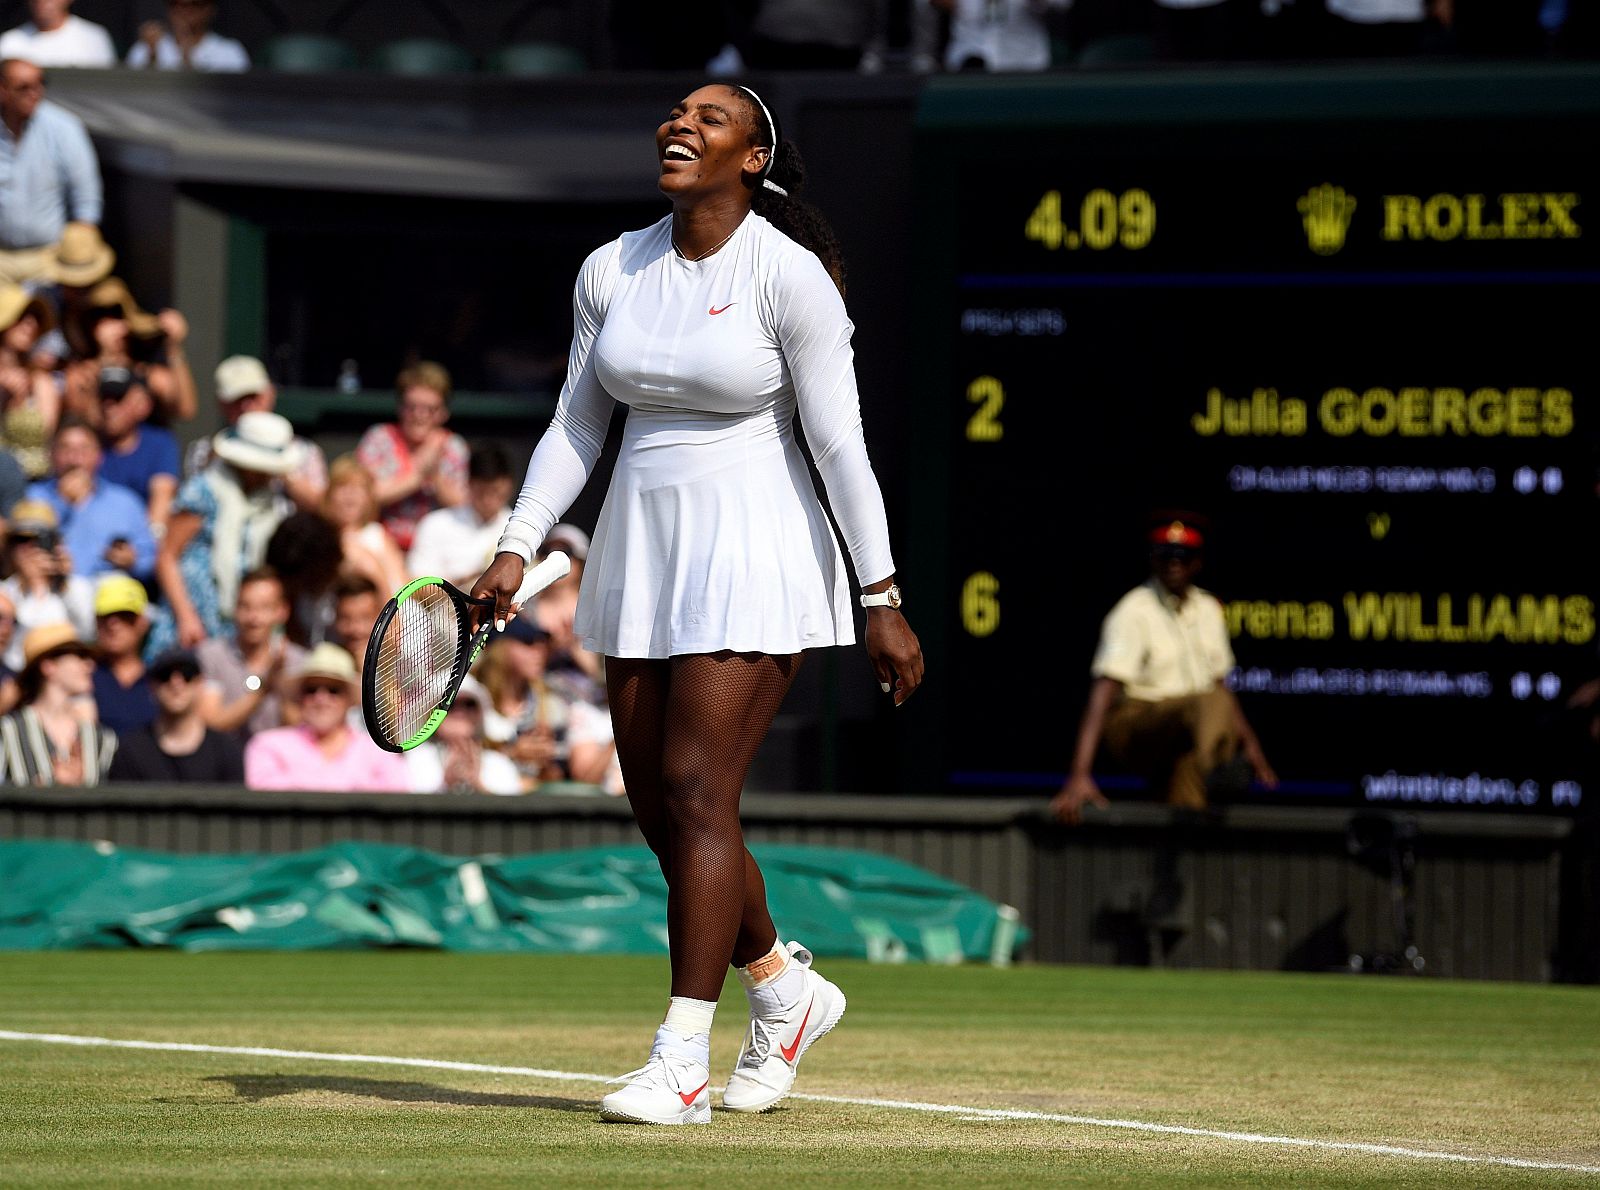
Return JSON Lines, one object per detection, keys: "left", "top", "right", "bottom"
{"left": 469, "top": 551, "right": 529, "bottom": 633}
{"left": 176, "top": 609, "right": 206, "bottom": 648}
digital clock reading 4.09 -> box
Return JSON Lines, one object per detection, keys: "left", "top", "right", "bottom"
{"left": 1023, "top": 189, "right": 1156, "bottom": 252}
{"left": 911, "top": 69, "right": 1599, "bottom": 814}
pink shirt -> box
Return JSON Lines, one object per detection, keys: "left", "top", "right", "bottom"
{"left": 244, "top": 725, "right": 409, "bottom": 792}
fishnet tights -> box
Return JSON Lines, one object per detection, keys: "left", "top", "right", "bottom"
{"left": 607, "top": 651, "right": 800, "bottom": 1001}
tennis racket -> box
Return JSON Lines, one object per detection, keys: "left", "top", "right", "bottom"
{"left": 361, "top": 551, "right": 571, "bottom": 753}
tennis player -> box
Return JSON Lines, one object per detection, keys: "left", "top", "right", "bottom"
{"left": 472, "top": 83, "right": 922, "bottom": 1124}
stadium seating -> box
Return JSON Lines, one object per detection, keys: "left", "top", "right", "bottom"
{"left": 1074, "top": 33, "right": 1158, "bottom": 66}
{"left": 258, "top": 33, "right": 359, "bottom": 72}
{"left": 368, "top": 37, "right": 477, "bottom": 75}
{"left": 485, "top": 41, "right": 588, "bottom": 76}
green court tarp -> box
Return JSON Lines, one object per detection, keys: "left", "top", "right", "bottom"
{"left": 0, "top": 840, "right": 1025, "bottom": 963}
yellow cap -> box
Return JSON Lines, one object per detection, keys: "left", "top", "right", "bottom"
{"left": 94, "top": 574, "right": 149, "bottom": 618}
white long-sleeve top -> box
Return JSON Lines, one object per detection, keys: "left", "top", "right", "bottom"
{"left": 500, "top": 213, "right": 895, "bottom": 615}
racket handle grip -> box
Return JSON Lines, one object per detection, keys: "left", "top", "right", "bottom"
{"left": 512, "top": 550, "right": 571, "bottom": 607}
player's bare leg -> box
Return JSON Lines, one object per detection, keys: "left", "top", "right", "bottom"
{"left": 600, "top": 652, "right": 803, "bottom": 1124}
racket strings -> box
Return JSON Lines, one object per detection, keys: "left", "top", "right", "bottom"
{"left": 371, "top": 584, "right": 465, "bottom": 747}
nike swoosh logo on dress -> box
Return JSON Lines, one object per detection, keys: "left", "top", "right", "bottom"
{"left": 709, "top": 303, "right": 736, "bottom": 315}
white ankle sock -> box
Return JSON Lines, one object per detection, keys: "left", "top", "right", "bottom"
{"left": 739, "top": 941, "right": 808, "bottom": 1017}
{"left": 659, "top": 995, "right": 717, "bottom": 1061}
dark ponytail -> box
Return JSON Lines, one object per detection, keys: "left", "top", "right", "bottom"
{"left": 734, "top": 87, "right": 847, "bottom": 297}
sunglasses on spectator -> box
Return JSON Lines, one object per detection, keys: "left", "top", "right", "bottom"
{"left": 97, "top": 611, "right": 141, "bottom": 627}
{"left": 299, "top": 680, "right": 347, "bottom": 699}
{"left": 153, "top": 665, "right": 200, "bottom": 684}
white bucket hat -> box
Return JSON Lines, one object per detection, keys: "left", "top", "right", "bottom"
{"left": 212, "top": 410, "right": 298, "bottom": 476}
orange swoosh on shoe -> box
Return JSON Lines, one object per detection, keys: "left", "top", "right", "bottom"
{"left": 779, "top": 997, "right": 814, "bottom": 1064}
{"left": 678, "top": 1080, "right": 708, "bottom": 1106}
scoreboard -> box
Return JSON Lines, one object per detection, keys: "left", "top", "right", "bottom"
{"left": 903, "top": 65, "right": 1600, "bottom": 813}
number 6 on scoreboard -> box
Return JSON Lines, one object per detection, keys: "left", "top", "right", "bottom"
{"left": 962, "top": 571, "right": 1000, "bottom": 638}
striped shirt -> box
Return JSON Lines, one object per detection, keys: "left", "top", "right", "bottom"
{"left": 0, "top": 706, "right": 116, "bottom": 786}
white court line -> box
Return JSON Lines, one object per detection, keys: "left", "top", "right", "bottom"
{"left": 3, "top": 1029, "right": 1597, "bottom": 1175}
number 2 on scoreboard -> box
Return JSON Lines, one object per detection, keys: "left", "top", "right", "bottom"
{"left": 966, "top": 376, "right": 1004, "bottom": 442}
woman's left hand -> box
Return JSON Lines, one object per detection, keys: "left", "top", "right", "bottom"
{"left": 865, "top": 609, "right": 923, "bottom": 706}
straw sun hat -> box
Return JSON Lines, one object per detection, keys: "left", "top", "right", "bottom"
{"left": 50, "top": 222, "right": 115, "bottom": 288}
{"left": 86, "top": 278, "right": 161, "bottom": 338}
{"left": 0, "top": 284, "right": 55, "bottom": 334}
{"left": 285, "top": 642, "right": 359, "bottom": 698}
{"left": 18, "top": 622, "right": 94, "bottom": 701}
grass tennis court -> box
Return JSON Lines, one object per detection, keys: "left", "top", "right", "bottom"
{"left": 2, "top": 953, "right": 1596, "bottom": 1186}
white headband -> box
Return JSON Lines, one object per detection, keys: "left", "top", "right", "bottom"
{"left": 739, "top": 85, "right": 787, "bottom": 197}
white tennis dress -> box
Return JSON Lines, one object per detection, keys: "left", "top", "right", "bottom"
{"left": 497, "top": 212, "right": 896, "bottom": 659}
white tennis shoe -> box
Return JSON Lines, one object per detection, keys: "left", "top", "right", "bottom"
{"left": 722, "top": 942, "right": 847, "bottom": 1113}
{"left": 599, "top": 1034, "right": 712, "bottom": 1125}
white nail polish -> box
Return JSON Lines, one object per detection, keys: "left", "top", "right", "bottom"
{"left": 880, "top": 681, "right": 891, "bottom": 693}
{"left": 495, "top": 619, "right": 505, "bottom": 632}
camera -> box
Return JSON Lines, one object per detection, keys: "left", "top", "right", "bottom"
{"left": 33, "top": 528, "right": 59, "bottom": 553}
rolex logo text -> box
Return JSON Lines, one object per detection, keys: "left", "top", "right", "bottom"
{"left": 1382, "top": 193, "right": 1581, "bottom": 242}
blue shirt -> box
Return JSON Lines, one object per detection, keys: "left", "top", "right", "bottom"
{"left": 26, "top": 478, "right": 155, "bottom": 581}
{"left": 0, "top": 99, "right": 103, "bottom": 249}
{"left": 0, "top": 448, "right": 25, "bottom": 514}
{"left": 99, "top": 427, "right": 179, "bottom": 505}
{"left": 92, "top": 666, "right": 157, "bottom": 736}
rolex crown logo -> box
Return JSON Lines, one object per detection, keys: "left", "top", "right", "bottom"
{"left": 1298, "top": 184, "right": 1357, "bottom": 256}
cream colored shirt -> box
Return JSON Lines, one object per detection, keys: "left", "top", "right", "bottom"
{"left": 1090, "top": 581, "right": 1235, "bottom": 702}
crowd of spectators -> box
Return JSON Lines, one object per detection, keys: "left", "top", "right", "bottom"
{"left": 0, "top": 0, "right": 1585, "bottom": 83}
{"left": 0, "top": 360, "right": 614, "bottom": 793}
{"left": 0, "top": 38, "right": 616, "bottom": 793}
{"left": 0, "top": 0, "right": 246, "bottom": 72}
{"left": 0, "top": 347, "right": 616, "bottom": 794}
